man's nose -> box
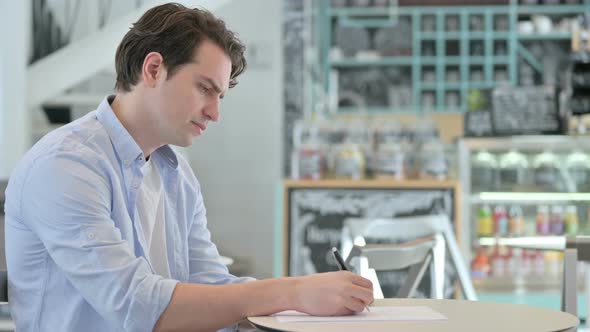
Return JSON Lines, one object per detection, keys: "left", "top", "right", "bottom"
{"left": 204, "top": 98, "right": 220, "bottom": 122}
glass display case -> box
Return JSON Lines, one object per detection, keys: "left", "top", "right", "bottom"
{"left": 458, "top": 136, "right": 589, "bottom": 317}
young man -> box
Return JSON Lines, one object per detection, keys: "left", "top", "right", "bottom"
{"left": 4, "top": 3, "right": 373, "bottom": 332}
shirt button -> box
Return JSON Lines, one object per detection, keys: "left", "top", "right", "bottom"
{"left": 133, "top": 181, "right": 140, "bottom": 189}
{"left": 87, "top": 232, "right": 96, "bottom": 240}
{"left": 123, "top": 160, "right": 131, "bottom": 167}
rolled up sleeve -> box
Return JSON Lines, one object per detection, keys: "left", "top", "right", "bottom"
{"left": 20, "top": 153, "right": 177, "bottom": 332}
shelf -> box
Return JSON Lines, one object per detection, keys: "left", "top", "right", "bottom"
{"left": 517, "top": 4, "right": 590, "bottom": 15}
{"left": 328, "top": 6, "right": 512, "bottom": 17}
{"left": 518, "top": 33, "right": 572, "bottom": 40}
{"left": 470, "top": 192, "right": 590, "bottom": 203}
{"left": 328, "top": 5, "right": 588, "bottom": 18}
{"left": 336, "top": 106, "right": 463, "bottom": 113}
{"left": 331, "top": 57, "right": 414, "bottom": 67}
{"left": 330, "top": 56, "right": 509, "bottom": 68}
{"left": 284, "top": 179, "right": 459, "bottom": 190}
{"left": 421, "top": 32, "right": 510, "bottom": 40}
{"left": 477, "top": 236, "right": 566, "bottom": 250}
{"left": 473, "top": 275, "right": 583, "bottom": 292}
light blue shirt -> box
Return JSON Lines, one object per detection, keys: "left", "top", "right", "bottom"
{"left": 4, "top": 96, "right": 252, "bottom": 332}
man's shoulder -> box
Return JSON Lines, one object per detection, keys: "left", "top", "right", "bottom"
{"left": 34, "top": 112, "right": 111, "bottom": 157}
{"left": 13, "top": 113, "right": 113, "bottom": 180}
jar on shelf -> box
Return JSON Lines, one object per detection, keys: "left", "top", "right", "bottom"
{"left": 373, "top": 138, "right": 406, "bottom": 180}
{"left": 419, "top": 138, "right": 449, "bottom": 181}
{"left": 333, "top": 142, "right": 365, "bottom": 180}
{"left": 290, "top": 120, "right": 327, "bottom": 180}
{"left": 498, "top": 149, "right": 529, "bottom": 191}
{"left": 532, "top": 150, "right": 562, "bottom": 192}
{"left": 471, "top": 150, "right": 498, "bottom": 192}
{"left": 565, "top": 150, "right": 590, "bottom": 192}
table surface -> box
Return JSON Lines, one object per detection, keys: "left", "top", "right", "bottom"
{"left": 248, "top": 298, "right": 579, "bottom": 332}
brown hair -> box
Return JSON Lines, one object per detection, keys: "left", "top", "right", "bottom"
{"left": 114, "top": 3, "right": 246, "bottom": 92}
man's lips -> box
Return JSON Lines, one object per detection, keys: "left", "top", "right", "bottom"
{"left": 191, "top": 121, "right": 207, "bottom": 131}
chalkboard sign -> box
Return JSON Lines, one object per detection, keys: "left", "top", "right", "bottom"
{"left": 464, "top": 110, "right": 493, "bottom": 137}
{"left": 491, "top": 85, "right": 561, "bottom": 135}
{"left": 286, "top": 186, "right": 457, "bottom": 298}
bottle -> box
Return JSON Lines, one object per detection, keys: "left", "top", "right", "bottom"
{"left": 491, "top": 246, "right": 506, "bottom": 277}
{"left": 508, "top": 205, "right": 525, "bottom": 237}
{"left": 521, "top": 249, "right": 532, "bottom": 277}
{"left": 536, "top": 205, "right": 550, "bottom": 235}
{"left": 564, "top": 205, "right": 579, "bottom": 235}
{"left": 549, "top": 205, "right": 564, "bottom": 235}
{"left": 477, "top": 205, "right": 493, "bottom": 237}
{"left": 471, "top": 247, "right": 490, "bottom": 279}
{"left": 493, "top": 205, "right": 509, "bottom": 236}
{"left": 533, "top": 251, "right": 545, "bottom": 276}
{"left": 545, "top": 251, "right": 561, "bottom": 277}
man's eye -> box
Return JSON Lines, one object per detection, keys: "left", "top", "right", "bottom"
{"left": 198, "top": 84, "right": 211, "bottom": 95}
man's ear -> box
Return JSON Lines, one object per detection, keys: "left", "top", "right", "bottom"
{"left": 142, "top": 52, "right": 166, "bottom": 88}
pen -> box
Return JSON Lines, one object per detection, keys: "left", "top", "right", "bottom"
{"left": 331, "top": 247, "right": 371, "bottom": 312}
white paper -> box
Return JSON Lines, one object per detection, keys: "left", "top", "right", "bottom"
{"left": 274, "top": 306, "right": 447, "bottom": 323}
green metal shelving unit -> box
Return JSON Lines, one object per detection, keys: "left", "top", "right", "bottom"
{"left": 316, "top": 0, "right": 590, "bottom": 113}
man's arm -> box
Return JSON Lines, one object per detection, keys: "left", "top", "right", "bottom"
{"left": 155, "top": 271, "right": 373, "bottom": 332}
{"left": 16, "top": 153, "right": 178, "bottom": 332}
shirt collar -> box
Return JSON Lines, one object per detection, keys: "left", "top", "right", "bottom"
{"left": 96, "top": 95, "right": 179, "bottom": 169}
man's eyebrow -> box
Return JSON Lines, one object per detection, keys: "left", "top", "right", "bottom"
{"left": 198, "top": 75, "right": 225, "bottom": 98}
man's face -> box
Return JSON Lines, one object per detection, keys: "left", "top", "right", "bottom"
{"left": 151, "top": 39, "right": 232, "bottom": 147}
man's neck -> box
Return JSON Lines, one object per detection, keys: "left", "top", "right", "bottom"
{"left": 110, "top": 92, "right": 163, "bottom": 158}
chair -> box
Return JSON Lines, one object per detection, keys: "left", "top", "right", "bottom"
{"left": 0, "top": 270, "right": 6, "bottom": 303}
{"left": 345, "top": 236, "right": 441, "bottom": 299}
{"left": 340, "top": 214, "right": 477, "bottom": 301}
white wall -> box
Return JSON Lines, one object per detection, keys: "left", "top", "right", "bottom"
{"left": 188, "top": 0, "right": 283, "bottom": 278}
{"left": 0, "top": 1, "right": 31, "bottom": 179}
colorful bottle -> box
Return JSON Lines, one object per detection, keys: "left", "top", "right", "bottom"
{"left": 471, "top": 248, "right": 490, "bottom": 279}
{"left": 564, "top": 205, "right": 579, "bottom": 235}
{"left": 493, "top": 205, "right": 509, "bottom": 236}
{"left": 491, "top": 246, "right": 506, "bottom": 277}
{"left": 536, "top": 205, "right": 550, "bottom": 235}
{"left": 508, "top": 205, "right": 525, "bottom": 236}
{"left": 477, "top": 205, "right": 493, "bottom": 237}
{"left": 549, "top": 205, "right": 564, "bottom": 235}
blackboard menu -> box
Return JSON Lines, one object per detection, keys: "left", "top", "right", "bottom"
{"left": 464, "top": 110, "right": 494, "bottom": 137}
{"left": 287, "top": 187, "right": 457, "bottom": 298}
{"left": 491, "top": 85, "right": 561, "bottom": 135}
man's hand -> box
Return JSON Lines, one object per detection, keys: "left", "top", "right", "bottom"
{"left": 292, "top": 271, "right": 374, "bottom": 316}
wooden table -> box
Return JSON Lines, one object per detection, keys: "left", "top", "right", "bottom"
{"left": 248, "top": 298, "right": 579, "bottom": 332}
